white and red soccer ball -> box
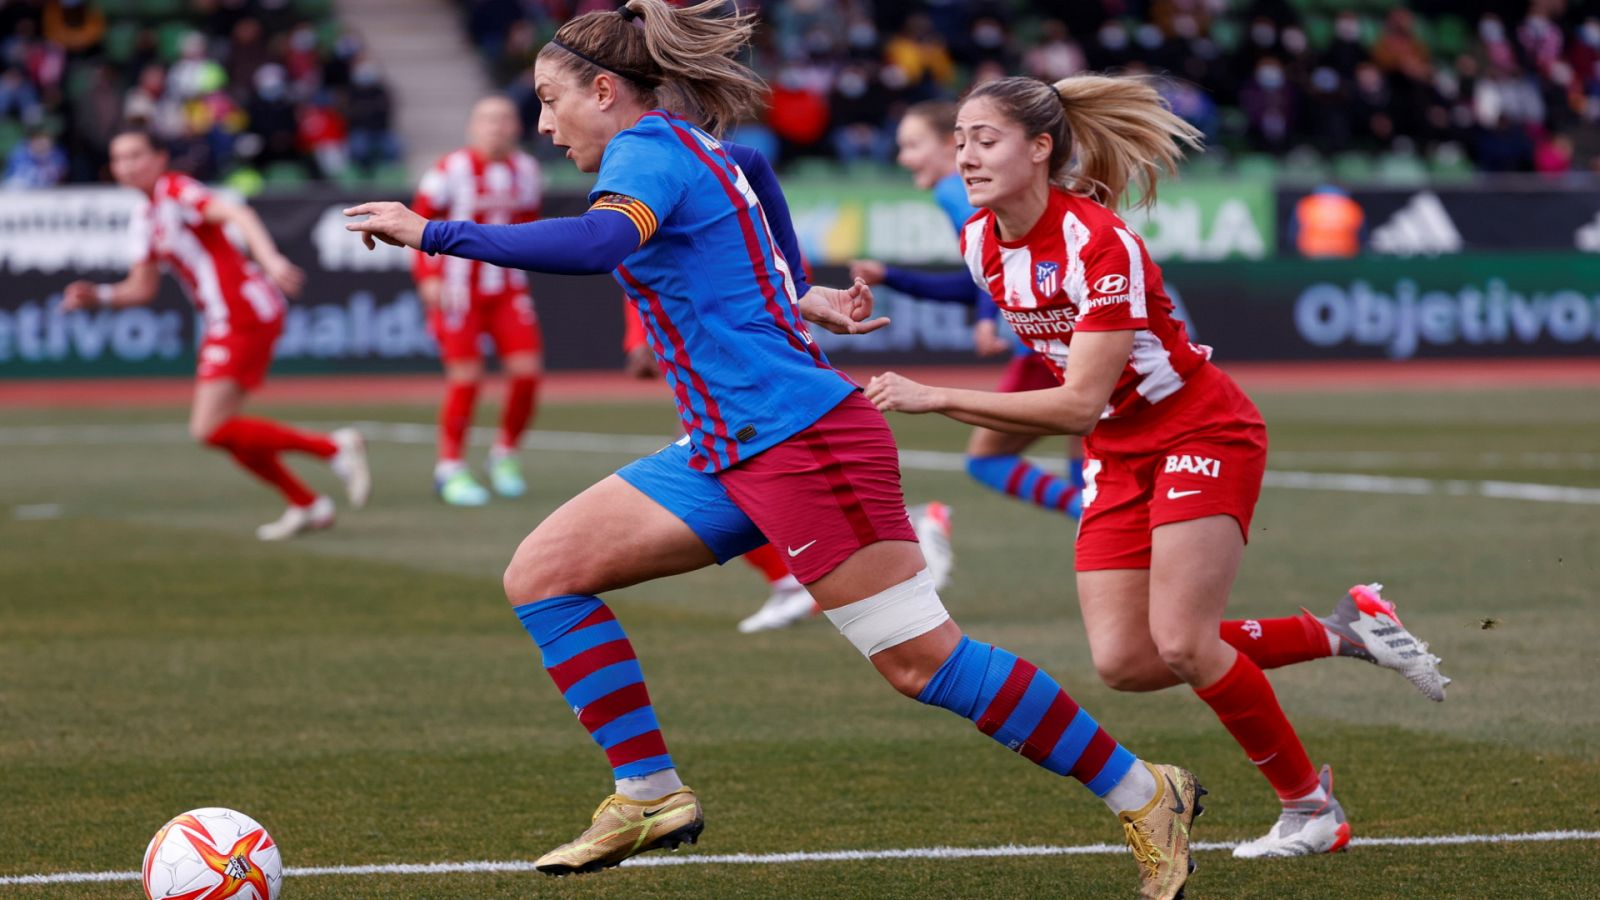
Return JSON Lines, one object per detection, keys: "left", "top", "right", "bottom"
{"left": 141, "top": 807, "right": 282, "bottom": 900}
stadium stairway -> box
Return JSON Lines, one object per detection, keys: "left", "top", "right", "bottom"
{"left": 335, "top": 0, "right": 494, "bottom": 179}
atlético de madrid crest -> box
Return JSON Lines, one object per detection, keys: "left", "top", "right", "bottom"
{"left": 1034, "top": 261, "right": 1060, "bottom": 296}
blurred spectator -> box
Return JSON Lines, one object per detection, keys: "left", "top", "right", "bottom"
{"left": 1239, "top": 56, "right": 1295, "bottom": 153}
{"left": 346, "top": 58, "right": 399, "bottom": 171}
{"left": 1023, "top": 20, "right": 1084, "bottom": 82}
{"left": 245, "top": 63, "right": 299, "bottom": 168}
{"left": 226, "top": 18, "right": 271, "bottom": 95}
{"left": 4, "top": 129, "right": 68, "bottom": 188}
{"left": 883, "top": 14, "right": 954, "bottom": 100}
{"left": 0, "top": 66, "right": 41, "bottom": 121}
{"left": 42, "top": 0, "right": 105, "bottom": 56}
{"left": 829, "top": 62, "right": 893, "bottom": 164}
{"left": 123, "top": 64, "right": 186, "bottom": 142}
{"left": 1534, "top": 132, "right": 1573, "bottom": 175}
{"left": 297, "top": 91, "right": 349, "bottom": 177}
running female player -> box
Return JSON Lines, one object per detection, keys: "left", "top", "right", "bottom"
{"left": 59, "top": 128, "right": 369, "bottom": 540}
{"left": 852, "top": 101, "right": 1084, "bottom": 519}
{"left": 413, "top": 96, "right": 544, "bottom": 506}
{"left": 346, "top": 4, "right": 1200, "bottom": 896}
{"left": 866, "top": 74, "right": 1450, "bottom": 859}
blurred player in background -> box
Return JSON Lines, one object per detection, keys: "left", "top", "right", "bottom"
{"left": 58, "top": 128, "right": 369, "bottom": 540}
{"left": 869, "top": 73, "right": 1449, "bottom": 859}
{"left": 347, "top": 4, "right": 1201, "bottom": 896}
{"left": 412, "top": 95, "right": 544, "bottom": 506}
{"left": 852, "top": 100, "right": 1085, "bottom": 521}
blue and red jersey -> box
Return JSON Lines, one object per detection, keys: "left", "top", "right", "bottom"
{"left": 591, "top": 111, "right": 856, "bottom": 472}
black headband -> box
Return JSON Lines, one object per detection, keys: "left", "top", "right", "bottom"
{"left": 620, "top": 6, "right": 641, "bottom": 22}
{"left": 550, "top": 37, "right": 659, "bottom": 88}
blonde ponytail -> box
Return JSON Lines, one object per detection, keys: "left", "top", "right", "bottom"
{"left": 1053, "top": 75, "right": 1202, "bottom": 211}
{"left": 537, "top": 0, "right": 766, "bottom": 136}
{"left": 964, "top": 74, "right": 1204, "bottom": 211}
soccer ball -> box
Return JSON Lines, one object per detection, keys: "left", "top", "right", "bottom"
{"left": 141, "top": 807, "right": 282, "bottom": 900}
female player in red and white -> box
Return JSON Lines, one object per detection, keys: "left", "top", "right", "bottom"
{"left": 852, "top": 100, "right": 1086, "bottom": 520}
{"left": 412, "top": 95, "right": 544, "bottom": 506}
{"left": 59, "top": 129, "right": 369, "bottom": 540}
{"left": 868, "top": 74, "right": 1449, "bottom": 858}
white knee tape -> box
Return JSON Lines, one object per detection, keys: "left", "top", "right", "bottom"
{"left": 824, "top": 568, "right": 950, "bottom": 657}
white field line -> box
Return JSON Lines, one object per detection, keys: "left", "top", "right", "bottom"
{"left": 4, "top": 830, "right": 1598, "bottom": 885}
{"left": 3, "top": 422, "right": 1599, "bottom": 507}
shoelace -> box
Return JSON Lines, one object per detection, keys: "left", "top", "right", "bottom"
{"left": 1121, "top": 817, "right": 1165, "bottom": 879}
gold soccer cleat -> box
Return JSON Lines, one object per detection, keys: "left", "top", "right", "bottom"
{"left": 1120, "top": 763, "right": 1205, "bottom": 900}
{"left": 534, "top": 787, "right": 704, "bottom": 876}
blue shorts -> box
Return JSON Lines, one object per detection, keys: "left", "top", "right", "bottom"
{"left": 615, "top": 437, "right": 767, "bottom": 564}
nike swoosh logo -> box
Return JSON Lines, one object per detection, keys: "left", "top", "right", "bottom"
{"left": 986, "top": 273, "right": 1002, "bottom": 283}
{"left": 787, "top": 540, "right": 818, "bottom": 557}
{"left": 1166, "top": 488, "right": 1202, "bottom": 499}
{"left": 1165, "top": 775, "right": 1186, "bottom": 815}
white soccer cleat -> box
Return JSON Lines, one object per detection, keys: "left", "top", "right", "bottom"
{"left": 1233, "top": 765, "right": 1350, "bottom": 859}
{"left": 330, "top": 427, "right": 371, "bottom": 509}
{"left": 737, "top": 577, "right": 818, "bottom": 633}
{"left": 909, "top": 501, "right": 954, "bottom": 591}
{"left": 255, "top": 495, "right": 335, "bottom": 541}
{"left": 1316, "top": 583, "right": 1450, "bottom": 702}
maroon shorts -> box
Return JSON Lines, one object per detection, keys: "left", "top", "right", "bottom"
{"left": 1075, "top": 366, "right": 1268, "bottom": 571}
{"left": 428, "top": 290, "right": 542, "bottom": 363}
{"left": 716, "top": 392, "right": 918, "bottom": 583}
{"left": 197, "top": 321, "right": 282, "bottom": 391}
{"left": 996, "top": 350, "right": 1059, "bottom": 393}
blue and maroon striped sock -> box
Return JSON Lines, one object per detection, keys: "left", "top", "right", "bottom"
{"left": 515, "top": 595, "right": 674, "bottom": 781}
{"left": 966, "top": 455, "right": 1082, "bottom": 518}
{"left": 918, "top": 636, "right": 1135, "bottom": 796}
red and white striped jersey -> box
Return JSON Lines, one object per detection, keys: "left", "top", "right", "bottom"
{"left": 411, "top": 147, "right": 542, "bottom": 307}
{"left": 128, "top": 173, "right": 285, "bottom": 338}
{"left": 961, "top": 187, "right": 1213, "bottom": 422}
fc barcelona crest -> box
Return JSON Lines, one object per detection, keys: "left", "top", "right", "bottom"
{"left": 1034, "top": 261, "right": 1060, "bottom": 296}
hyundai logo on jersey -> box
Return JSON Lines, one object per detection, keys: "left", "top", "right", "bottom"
{"left": 1034, "top": 261, "right": 1060, "bottom": 296}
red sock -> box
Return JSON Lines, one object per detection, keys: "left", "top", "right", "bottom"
{"left": 210, "top": 417, "right": 336, "bottom": 458}
{"left": 1194, "top": 652, "right": 1319, "bottom": 800}
{"left": 1221, "top": 612, "right": 1332, "bottom": 670}
{"left": 439, "top": 381, "right": 478, "bottom": 462}
{"left": 224, "top": 448, "right": 317, "bottom": 507}
{"left": 498, "top": 374, "right": 540, "bottom": 451}
{"left": 741, "top": 543, "right": 792, "bottom": 584}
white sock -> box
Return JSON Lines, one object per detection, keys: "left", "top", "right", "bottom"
{"left": 772, "top": 573, "right": 802, "bottom": 593}
{"left": 616, "top": 767, "right": 684, "bottom": 801}
{"left": 1103, "top": 760, "right": 1158, "bottom": 815}
{"left": 1286, "top": 782, "right": 1328, "bottom": 808}
{"left": 434, "top": 459, "right": 466, "bottom": 480}
{"left": 489, "top": 444, "right": 514, "bottom": 461}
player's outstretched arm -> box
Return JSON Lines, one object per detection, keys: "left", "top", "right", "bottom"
{"left": 868, "top": 329, "right": 1134, "bottom": 435}
{"left": 204, "top": 199, "right": 305, "bottom": 297}
{"left": 345, "top": 201, "right": 641, "bottom": 276}
{"left": 58, "top": 260, "right": 160, "bottom": 312}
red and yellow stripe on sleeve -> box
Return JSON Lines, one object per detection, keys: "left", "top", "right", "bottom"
{"left": 590, "top": 194, "right": 659, "bottom": 245}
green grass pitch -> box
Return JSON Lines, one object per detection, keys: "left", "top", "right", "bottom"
{"left": 2, "top": 386, "right": 1597, "bottom": 898}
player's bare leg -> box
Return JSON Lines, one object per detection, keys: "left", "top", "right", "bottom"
{"left": 505, "top": 476, "right": 717, "bottom": 875}
{"left": 437, "top": 359, "right": 490, "bottom": 506}
{"left": 488, "top": 350, "right": 541, "bottom": 499}
{"left": 190, "top": 379, "right": 341, "bottom": 540}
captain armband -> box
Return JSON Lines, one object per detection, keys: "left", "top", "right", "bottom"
{"left": 590, "top": 194, "right": 659, "bottom": 245}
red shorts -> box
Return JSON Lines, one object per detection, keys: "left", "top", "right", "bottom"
{"left": 196, "top": 322, "right": 281, "bottom": 391}
{"left": 996, "top": 350, "right": 1059, "bottom": 393}
{"left": 1075, "top": 365, "right": 1268, "bottom": 571}
{"left": 716, "top": 392, "right": 918, "bottom": 583}
{"left": 428, "top": 291, "right": 542, "bottom": 364}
